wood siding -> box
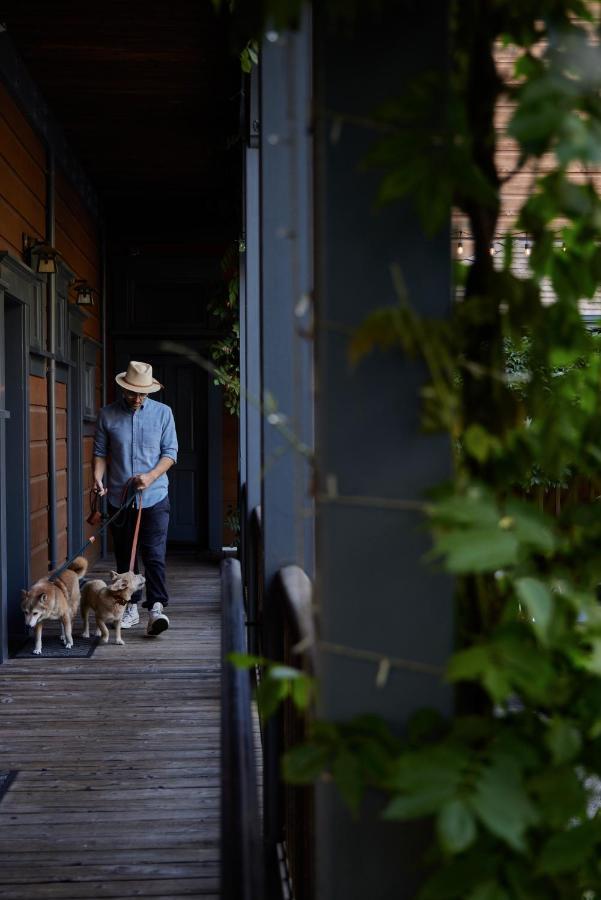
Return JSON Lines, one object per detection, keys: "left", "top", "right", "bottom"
{"left": 0, "top": 82, "right": 46, "bottom": 258}
{"left": 0, "top": 84, "right": 104, "bottom": 582}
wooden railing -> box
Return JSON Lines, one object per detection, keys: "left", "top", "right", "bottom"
{"left": 237, "top": 499, "right": 316, "bottom": 899}
{"left": 220, "top": 557, "right": 263, "bottom": 900}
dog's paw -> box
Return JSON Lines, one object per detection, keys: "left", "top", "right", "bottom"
{"left": 101, "top": 636, "right": 109, "bottom": 644}
{"left": 32, "top": 648, "right": 42, "bottom": 655}
{"left": 59, "top": 635, "right": 67, "bottom": 645}
{"left": 65, "top": 641, "right": 73, "bottom": 649}
{"left": 82, "top": 630, "right": 90, "bottom": 639}
{"left": 115, "top": 638, "right": 125, "bottom": 646}
{"left": 95, "top": 628, "right": 101, "bottom": 637}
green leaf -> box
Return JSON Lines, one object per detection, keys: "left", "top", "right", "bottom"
{"left": 504, "top": 501, "right": 556, "bottom": 556}
{"left": 282, "top": 743, "right": 331, "bottom": 784}
{"left": 332, "top": 749, "right": 363, "bottom": 815}
{"left": 227, "top": 652, "right": 265, "bottom": 668}
{"left": 428, "top": 490, "right": 499, "bottom": 528}
{"left": 433, "top": 528, "right": 519, "bottom": 573}
{"left": 545, "top": 718, "right": 582, "bottom": 764}
{"left": 538, "top": 822, "right": 600, "bottom": 875}
{"left": 268, "top": 664, "right": 306, "bottom": 680}
{"left": 467, "top": 883, "right": 510, "bottom": 900}
{"left": 437, "top": 799, "right": 477, "bottom": 854}
{"left": 469, "top": 755, "right": 538, "bottom": 852}
{"left": 256, "top": 675, "right": 288, "bottom": 719}
{"left": 290, "top": 675, "right": 314, "bottom": 709}
{"left": 463, "top": 425, "right": 501, "bottom": 463}
{"left": 514, "top": 578, "right": 552, "bottom": 643}
{"left": 384, "top": 747, "right": 466, "bottom": 819}
{"left": 529, "top": 766, "right": 585, "bottom": 827}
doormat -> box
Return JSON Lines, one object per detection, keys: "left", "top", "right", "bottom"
{"left": 0, "top": 771, "right": 17, "bottom": 804}
{"left": 11, "top": 634, "right": 99, "bottom": 659}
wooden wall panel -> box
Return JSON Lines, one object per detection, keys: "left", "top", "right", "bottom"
{"left": 30, "top": 474, "right": 48, "bottom": 513}
{"left": 0, "top": 84, "right": 45, "bottom": 258}
{"left": 0, "top": 81, "right": 106, "bottom": 578}
{"left": 0, "top": 83, "right": 45, "bottom": 167}
{"left": 56, "top": 166, "right": 102, "bottom": 351}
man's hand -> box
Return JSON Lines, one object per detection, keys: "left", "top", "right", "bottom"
{"left": 94, "top": 479, "right": 106, "bottom": 496}
{"left": 133, "top": 472, "right": 155, "bottom": 491}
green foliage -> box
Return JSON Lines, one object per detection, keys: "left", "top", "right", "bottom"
{"left": 240, "top": 39, "right": 259, "bottom": 72}
{"left": 208, "top": 243, "right": 241, "bottom": 415}
{"left": 229, "top": 0, "right": 601, "bottom": 896}
{"left": 227, "top": 651, "right": 315, "bottom": 718}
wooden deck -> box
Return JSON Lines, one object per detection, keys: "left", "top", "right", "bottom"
{"left": 0, "top": 555, "right": 222, "bottom": 899}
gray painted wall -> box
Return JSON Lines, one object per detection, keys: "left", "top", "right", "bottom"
{"left": 313, "top": 3, "right": 453, "bottom": 896}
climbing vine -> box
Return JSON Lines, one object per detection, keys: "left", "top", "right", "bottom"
{"left": 227, "top": 0, "right": 601, "bottom": 896}
{"left": 208, "top": 242, "right": 241, "bottom": 416}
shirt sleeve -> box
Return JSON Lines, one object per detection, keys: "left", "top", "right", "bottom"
{"left": 160, "top": 407, "right": 178, "bottom": 463}
{"left": 93, "top": 409, "right": 108, "bottom": 458}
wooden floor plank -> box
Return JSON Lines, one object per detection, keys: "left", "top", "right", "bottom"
{"left": 0, "top": 556, "right": 222, "bottom": 899}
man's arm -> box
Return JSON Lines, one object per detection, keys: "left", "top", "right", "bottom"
{"left": 92, "top": 456, "right": 107, "bottom": 495}
{"left": 92, "top": 409, "right": 108, "bottom": 495}
{"left": 133, "top": 456, "right": 175, "bottom": 492}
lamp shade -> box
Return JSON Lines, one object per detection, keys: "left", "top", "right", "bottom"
{"left": 74, "top": 282, "right": 94, "bottom": 306}
{"left": 37, "top": 255, "right": 57, "bottom": 274}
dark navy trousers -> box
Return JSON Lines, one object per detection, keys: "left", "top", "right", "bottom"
{"left": 108, "top": 494, "right": 170, "bottom": 609}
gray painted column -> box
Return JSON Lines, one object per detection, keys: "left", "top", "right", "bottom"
{"left": 244, "top": 138, "right": 261, "bottom": 525}
{"left": 313, "top": 4, "right": 453, "bottom": 897}
{"left": 207, "top": 379, "right": 223, "bottom": 553}
{"left": 259, "top": 10, "right": 314, "bottom": 590}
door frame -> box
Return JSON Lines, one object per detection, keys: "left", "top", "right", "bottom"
{"left": 0, "top": 291, "right": 31, "bottom": 660}
{"left": 0, "top": 253, "right": 43, "bottom": 661}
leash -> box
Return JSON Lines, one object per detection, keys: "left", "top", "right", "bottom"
{"left": 129, "top": 489, "right": 143, "bottom": 571}
{"left": 48, "top": 479, "right": 143, "bottom": 584}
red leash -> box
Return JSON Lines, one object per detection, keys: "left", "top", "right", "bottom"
{"left": 129, "top": 490, "right": 143, "bottom": 571}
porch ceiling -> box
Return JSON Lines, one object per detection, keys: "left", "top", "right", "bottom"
{"left": 1, "top": 0, "right": 240, "bottom": 237}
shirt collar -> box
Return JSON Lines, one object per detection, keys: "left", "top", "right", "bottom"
{"left": 119, "top": 395, "right": 148, "bottom": 413}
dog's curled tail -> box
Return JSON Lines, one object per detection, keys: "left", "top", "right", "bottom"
{"left": 68, "top": 556, "right": 88, "bottom": 577}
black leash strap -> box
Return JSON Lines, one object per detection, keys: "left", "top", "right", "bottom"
{"left": 48, "top": 481, "right": 140, "bottom": 584}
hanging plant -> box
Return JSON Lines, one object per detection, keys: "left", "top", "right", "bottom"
{"left": 208, "top": 242, "right": 241, "bottom": 416}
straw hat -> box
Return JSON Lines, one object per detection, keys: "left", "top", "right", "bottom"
{"left": 115, "top": 360, "right": 162, "bottom": 394}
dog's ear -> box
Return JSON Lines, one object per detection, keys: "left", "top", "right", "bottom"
{"left": 21, "top": 589, "right": 27, "bottom": 599}
{"left": 39, "top": 592, "right": 47, "bottom": 606}
{"left": 110, "top": 579, "right": 127, "bottom": 592}
{"left": 110, "top": 570, "right": 119, "bottom": 580}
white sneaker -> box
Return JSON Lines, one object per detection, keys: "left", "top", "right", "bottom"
{"left": 121, "top": 603, "right": 140, "bottom": 628}
{"left": 147, "top": 602, "right": 169, "bottom": 636}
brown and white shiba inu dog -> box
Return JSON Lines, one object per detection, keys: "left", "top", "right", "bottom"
{"left": 81, "top": 571, "right": 146, "bottom": 646}
{"left": 21, "top": 557, "right": 88, "bottom": 655}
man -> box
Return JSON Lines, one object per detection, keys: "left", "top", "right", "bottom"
{"left": 92, "top": 360, "right": 178, "bottom": 635}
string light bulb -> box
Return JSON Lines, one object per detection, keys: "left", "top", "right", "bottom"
{"left": 562, "top": 241, "right": 567, "bottom": 252}
{"left": 489, "top": 242, "right": 496, "bottom": 256}
{"left": 524, "top": 239, "right": 531, "bottom": 257}
{"left": 457, "top": 231, "right": 464, "bottom": 256}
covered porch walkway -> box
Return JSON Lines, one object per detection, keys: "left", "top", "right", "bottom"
{"left": 0, "top": 556, "right": 221, "bottom": 899}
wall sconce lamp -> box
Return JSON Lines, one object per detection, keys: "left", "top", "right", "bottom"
{"left": 22, "top": 233, "right": 60, "bottom": 274}
{"left": 71, "top": 279, "right": 95, "bottom": 307}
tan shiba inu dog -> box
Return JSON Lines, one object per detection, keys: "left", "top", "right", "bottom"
{"left": 21, "top": 557, "right": 88, "bottom": 655}
{"left": 81, "top": 571, "right": 146, "bottom": 646}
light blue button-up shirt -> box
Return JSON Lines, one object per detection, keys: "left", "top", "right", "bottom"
{"left": 93, "top": 397, "right": 178, "bottom": 508}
